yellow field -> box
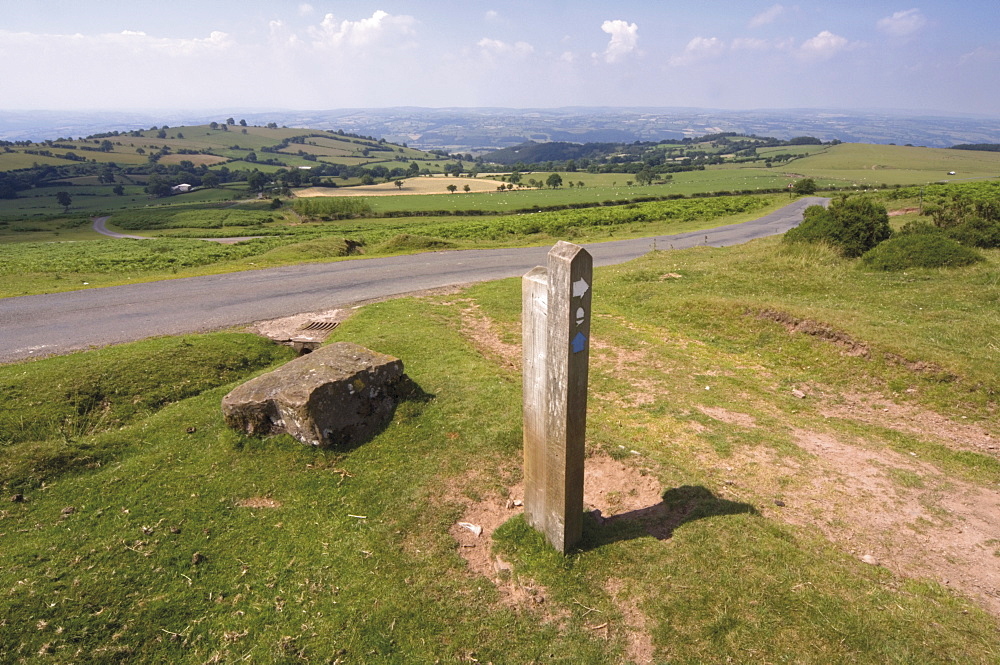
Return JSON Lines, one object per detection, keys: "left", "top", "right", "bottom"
{"left": 295, "top": 176, "right": 510, "bottom": 197}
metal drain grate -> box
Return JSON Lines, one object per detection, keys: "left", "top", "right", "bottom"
{"left": 299, "top": 320, "right": 340, "bottom": 332}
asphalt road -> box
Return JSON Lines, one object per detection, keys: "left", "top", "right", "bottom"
{"left": 0, "top": 196, "right": 827, "bottom": 363}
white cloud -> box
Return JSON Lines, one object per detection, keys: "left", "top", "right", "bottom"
{"left": 477, "top": 37, "right": 534, "bottom": 59}
{"left": 800, "top": 30, "right": 849, "bottom": 59}
{"left": 309, "top": 10, "right": 416, "bottom": 49}
{"left": 959, "top": 45, "right": 1000, "bottom": 65}
{"left": 670, "top": 36, "right": 726, "bottom": 66}
{"left": 749, "top": 4, "right": 786, "bottom": 29}
{"left": 600, "top": 19, "right": 639, "bottom": 63}
{"left": 0, "top": 28, "right": 235, "bottom": 56}
{"left": 877, "top": 9, "right": 927, "bottom": 38}
{"left": 731, "top": 37, "right": 769, "bottom": 51}
{"left": 298, "top": 3, "right": 314, "bottom": 17}
{"left": 485, "top": 10, "right": 500, "bottom": 21}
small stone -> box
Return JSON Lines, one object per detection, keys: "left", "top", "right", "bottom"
{"left": 860, "top": 554, "right": 879, "bottom": 566}
{"left": 791, "top": 389, "right": 807, "bottom": 399}
{"left": 512, "top": 500, "right": 523, "bottom": 507}
{"left": 169, "top": 526, "right": 181, "bottom": 534}
{"left": 191, "top": 552, "right": 205, "bottom": 566}
{"left": 774, "top": 499, "right": 786, "bottom": 507}
{"left": 60, "top": 506, "right": 75, "bottom": 516}
{"left": 10, "top": 494, "right": 24, "bottom": 503}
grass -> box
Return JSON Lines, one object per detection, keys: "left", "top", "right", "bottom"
{"left": 1, "top": 234, "right": 998, "bottom": 662}
{"left": 790, "top": 143, "right": 1000, "bottom": 187}
{"left": 0, "top": 195, "right": 784, "bottom": 297}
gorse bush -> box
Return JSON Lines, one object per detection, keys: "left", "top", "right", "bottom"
{"left": 860, "top": 233, "right": 984, "bottom": 271}
{"left": 784, "top": 196, "right": 891, "bottom": 257}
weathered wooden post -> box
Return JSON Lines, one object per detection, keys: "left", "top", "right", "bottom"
{"left": 522, "top": 241, "right": 592, "bottom": 553}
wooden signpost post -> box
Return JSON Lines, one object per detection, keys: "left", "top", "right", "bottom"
{"left": 522, "top": 241, "right": 592, "bottom": 553}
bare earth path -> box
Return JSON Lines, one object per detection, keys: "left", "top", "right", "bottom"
{"left": 1, "top": 197, "right": 827, "bottom": 363}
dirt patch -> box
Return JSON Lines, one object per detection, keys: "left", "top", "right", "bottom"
{"left": 450, "top": 299, "right": 521, "bottom": 372}
{"left": 739, "top": 428, "right": 1000, "bottom": 616}
{"left": 821, "top": 392, "right": 998, "bottom": 459}
{"left": 698, "top": 406, "right": 757, "bottom": 428}
{"left": 606, "top": 578, "right": 655, "bottom": 665}
{"left": 235, "top": 497, "right": 282, "bottom": 508}
{"left": 449, "top": 451, "right": 668, "bottom": 661}
{"left": 584, "top": 454, "right": 664, "bottom": 518}
{"left": 889, "top": 207, "right": 920, "bottom": 217}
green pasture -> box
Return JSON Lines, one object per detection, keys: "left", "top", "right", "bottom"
{"left": 757, "top": 144, "right": 831, "bottom": 158}
{"left": 0, "top": 152, "right": 67, "bottom": 171}
{"left": 790, "top": 143, "right": 1000, "bottom": 187}
{"left": 1, "top": 237, "right": 998, "bottom": 663}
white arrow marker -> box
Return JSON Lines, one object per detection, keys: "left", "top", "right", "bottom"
{"left": 576, "top": 307, "right": 586, "bottom": 325}
{"left": 573, "top": 277, "right": 590, "bottom": 298}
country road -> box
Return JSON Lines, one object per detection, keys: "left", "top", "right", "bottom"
{"left": 0, "top": 197, "right": 827, "bottom": 364}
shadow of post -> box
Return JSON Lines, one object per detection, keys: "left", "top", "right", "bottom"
{"left": 578, "top": 485, "right": 758, "bottom": 551}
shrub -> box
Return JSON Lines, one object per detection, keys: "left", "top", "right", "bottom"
{"left": 784, "top": 196, "right": 891, "bottom": 258}
{"left": 946, "top": 216, "right": 1000, "bottom": 249}
{"left": 860, "top": 233, "right": 984, "bottom": 271}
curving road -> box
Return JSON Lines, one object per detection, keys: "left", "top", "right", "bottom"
{"left": 1, "top": 197, "right": 827, "bottom": 364}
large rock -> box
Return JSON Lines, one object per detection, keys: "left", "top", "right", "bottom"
{"left": 222, "top": 342, "right": 405, "bottom": 448}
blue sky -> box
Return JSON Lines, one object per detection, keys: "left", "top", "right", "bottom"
{"left": 1, "top": 1, "right": 997, "bottom": 114}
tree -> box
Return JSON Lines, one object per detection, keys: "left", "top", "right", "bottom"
{"left": 227, "top": 118, "right": 235, "bottom": 125}
{"left": 201, "top": 172, "right": 220, "bottom": 189}
{"left": 447, "top": 184, "right": 458, "bottom": 194}
{"left": 463, "top": 184, "right": 471, "bottom": 193}
{"left": 546, "top": 173, "right": 563, "bottom": 188}
{"left": 239, "top": 119, "right": 248, "bottom": 127}
{"left": 792, "top": 178, "right": 818, "bottom": 195}
{"left": 407, "top": 161, "right": 420, "bottom": 176}
{"left": 245, "top": 152, "right": 257, "bottom": 163}
{"left": 246, "top": 171, "right": 267, "bottom": 193}
{"left": 395, "top": 180, "right": 404, "bottom": 190}
{"left": 145, "top": 174, "right": 173, "bottom": 198}
{"left": 55, "top": 191, "right": 72, "bottom": 212}
{"left": 210, "top": 121, "right": 219, "bottom": 130}
{"left": 112, "top": 184, "right": 125, "bottom": 196}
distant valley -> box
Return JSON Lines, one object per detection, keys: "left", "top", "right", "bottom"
{"left": 1, "top": 107, "right": 997, "bottom": 153}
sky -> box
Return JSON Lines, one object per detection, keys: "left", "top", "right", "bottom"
{"left": 0, "top": 1, "right": 997, "bottom": 115}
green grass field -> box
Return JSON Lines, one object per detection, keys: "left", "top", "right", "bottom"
{"left": 786, "top": 143, "right": 1000, "bottom": 186}
{"left": 1, "top": 237, "right": 998, "bottom": 663}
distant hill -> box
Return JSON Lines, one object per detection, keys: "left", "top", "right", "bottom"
{"left": 3, "top": 107, "right": 999, "bottom": 153}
